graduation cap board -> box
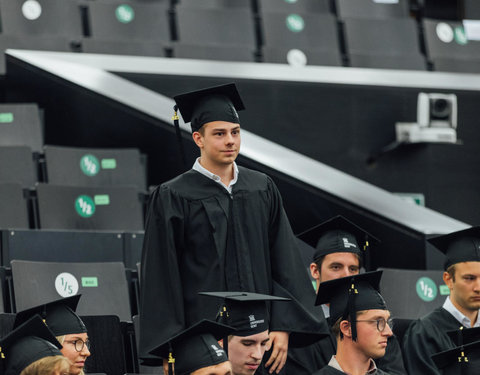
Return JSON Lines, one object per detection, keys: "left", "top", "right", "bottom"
{"left": 173, "top": 83, "right": 245, "bottom": 133}
{"left": 13, "top": 295, "right": 87, "bottom": 336}
{"left": 431, "top": 340, "right": 480, "bottom": 375}
{"left": 447, "top": 327, "right": 480, "bottom": 347}
{"left": 297, "top": 215, "right": 380, "bottom": 269}
{"left": 148, "top": 319, "right": 234, "bottom": 375}
{"left": 428, "top": 226, "right": 480, "bottom": 270}
{"left": 199, "top": 291, "right": 290, "bottom": 337}
{"left": 315, "top": 271, "right": 387, "bottom": 341}
{"left": 0, "top": 315, "right": 62, "bottom": 375}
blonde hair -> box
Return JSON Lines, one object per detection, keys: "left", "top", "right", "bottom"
{"left": 56, "top": 335, "right": 86, "bottom": 375}
{"left": 20, "top": 355, "right": 70, "bottom": 375}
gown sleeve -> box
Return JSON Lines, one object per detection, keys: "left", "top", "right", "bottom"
{"left": 266, "top": 177, "right": 330, "bottom": 347}
{"left": 138, "top": 185, "right": 186, "bottom": 363}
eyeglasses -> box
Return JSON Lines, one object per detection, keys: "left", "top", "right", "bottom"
{"left": 64, "top": 339, "right": 91, "bottom": 352}
{"left": 355, "top": 318, "right": 393, "bottom": 332}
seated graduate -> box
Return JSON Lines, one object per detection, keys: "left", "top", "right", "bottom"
{"left": 13, "top": 295, "right": 90, "bottom": 375}
{"left": 313, "top": 271, "right": 393, "bottom": 375}
{"left": 402, "top": 226, "right": 480, "bottom": 374}
{"left": 149, "top": 319, "right": 235, "bottom": 375}
{"left": 0, "top": 314, "right": 70, "bottom": 375}
{"left": 199, "top": 292, "right": 294, "bottom": 375}
{"left": 287, "top": 216, "right": 405, "bottom": 375}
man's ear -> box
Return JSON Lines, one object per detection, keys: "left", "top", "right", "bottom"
{"left": 218, "top": 338, "right": 224, "bottom": 348}
{"left": 443, "top": 271, "right": 454, "bottom": 290}
{"left": 192, "top": 131, "right": 204, "bottom": 148}
{"left": 340, "top": 320, "right": 352, "bottom": 338}
{"left": 310, "top": 262, "right": 320, "bottom": 281}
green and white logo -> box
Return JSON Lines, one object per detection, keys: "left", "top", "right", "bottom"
{"left": 55, "top": 272, "right": 79, "bottom": 298}
{"left": 416, "top": 277, "right": 438, "bottom": 302}
{"left": 75, "top": 195, "right": 96, "bottom": 218}
{"left": 286, "top": 14, "right": 305, "bottom": 33}
{"left": 284, "top": 0, "right": 298, "bottom": 3}
{"left": 116, "top": 4, "right": 135, "bottom": 24}
{"left": 82, "top": 277, "right": 98, "bottom": 287}
{"left": 0, "top": 113, "right": 13, "bottom": 123}
{"left": 22, "top": 0, "right": 42, "bottom": 21}
{"left": 80, "top": 154, "right": 100, "bottom": 176}
{"left": 454, "top": 26, "right": 468, "bottom": 45}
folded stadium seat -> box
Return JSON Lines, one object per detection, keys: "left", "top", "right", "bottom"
{"left": 11, "top": 260, "right": 133, "bottom": 321}
{"left": 81, "top": 38, "right": 166, "bottom": 57}
{"left": 176, "top": 0, "right": 253, "bottom": 9}
{"left": 123, "top": 231, "right": 144, "bottom": 269}
{"left": 379, "top": 267, "right": 447, "bottom": 319}
{"left": 85, "top": 1, "right": 170, "bottom": 57}
{"left": 0, "top": 229, "right": 125, "bottom": 266}
{"left": 423, "top": 18, "right": 480, "bottom": 73}
{"left": 391, "top": 318, "right": 414, "bottom": 347}
{"left": 0, "top": 146, "right": 37, "bottom": 188}
{"left": 0, "top": 313, "right": 14, "bottom": 335}
{"left": 342, "top": 17, "right": 426, "bottom": 70}
{"left": 173, "top": 6, "right": 256, "bottom": 62}
{"left": 0, "top": 183, "right": 29, "bottom": 229}
{"left": 260, "top": 12, "right": 342, "bottom": 67}
{"left": 0, "top": 0, "right": 83, "bottom": 37}
{"left": 258, "top": 0, "right": 331, "bottom": 14}
{"left": 0, "top": 103, "right": 43, "bottom": 153}
{"left": 43, "top": 145, "right": 147, "bottom": 190}
{"left": 81, "top": 315, "right": 130, "bottom": 375}
{"left": 35, "top": 184, "right": 144, "bottom": 231}
{"left": 132, "top": 314, "right": 163, "bottom": 374}
{"left": 335, "top": 0, "right": 410, "bottom": 19}
{"left": 0, "top": 35, "right": 71, "bottom": 74}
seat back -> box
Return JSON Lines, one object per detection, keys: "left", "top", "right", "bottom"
{"left": 0, "top": 0, "right": 83, "bottom": 37}
{"left": 0, "top": 103, "right": 43, "bottom": 152}
{"left": 36, "top": 184, "right": 144, "bottom": 231}
{"left": 258, "top": 0, "right": 331, "bottom": 13}
{"left": 0, "top": 183, "right": 29, "bottom": 229}
{"left": 379, "top": 267, "right": 447, "bottom": 319}
{"left": 335, "top": 0, "right": 410, "bottom": 19}
{"left": 1, "top": 229, "right": 124, "bottom": 266}
{"left": 11, "top": 260, "right": 132, "bottom": 321}
{"left": 0, "top": 146, "right": 37, "bottom": 188}
{"left": 44, "top": 145, "right": 147, "bottom": 190}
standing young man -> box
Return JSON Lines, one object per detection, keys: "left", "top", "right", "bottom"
{"left": 139, "top": 83, "right": 325, "bottom": 372}
{"left": 313, "top": 271, "right": 394, "bottom": 375}
{"left": 402, "top": 226, "right": 480, "bottom": 374}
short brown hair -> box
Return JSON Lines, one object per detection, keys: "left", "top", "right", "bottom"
{"left": 331, "top": 310, "right": 367, "bottom": 339}
{"left": 446, "top": 264, "right": 456, "bottom": 281}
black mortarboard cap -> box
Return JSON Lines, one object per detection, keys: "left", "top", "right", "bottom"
{"left": 173, "top": 83, "right": 245, "bottom": 132}
{"left": 0, "top": 315, "right": 62, "bottom": 375}
{"left": 431, "top": 340, "right": 480, "bottom": 375}
{"left": 199, "top": 292, "right": 290, "bottom": 336}
{"left": 428, "top": 227, "right": 480, "bottom": 270}
{"left": 149, "top": 319, "right": 233, "bottom": 375}
{"left": 297, "top": 216, "right": 380, "bottom": 263}
{"left": 447, "top": 327, "right": 480, "bottom": 347}
{"left": 13, "top": 295, "right": 87, "bottom": 336}
{"left": 315, "top": 271, "right": 387, "bottom": 341}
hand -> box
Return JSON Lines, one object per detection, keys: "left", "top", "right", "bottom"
{"left": 264, "top": 331, "right": 289, "bottom": 374}
{"left": 163, "top": 358, "right": 174, "bottom": 375}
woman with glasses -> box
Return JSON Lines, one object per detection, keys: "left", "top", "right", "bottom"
{"left": 13, "top": 295, "right": 91, "bottom": 375}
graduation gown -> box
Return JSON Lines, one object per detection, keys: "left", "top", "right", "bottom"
{"left": 402, "top": 307, "right": 461, "bottom": 375}
{"left": 139, "top": 167, "right": 327, "bottom": 361}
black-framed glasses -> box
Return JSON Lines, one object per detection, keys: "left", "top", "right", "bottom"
{"left": 64, "top": 339, "right": 91, "bottom": 352}
{"left": 355, "top": 318, "right": 393, "bottom": 332}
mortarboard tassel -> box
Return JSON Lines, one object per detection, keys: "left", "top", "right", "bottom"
{"left": 363, "top": 238, "right": 371, "bottom": 271}
{"left": 172, "top": 104, "right": 187, "bottom": 170}
{"left": 348, "top": 281, "right": 359, "bottom": 342}
{"left": 167, "top": 342, "right": 175, "bottom": 375}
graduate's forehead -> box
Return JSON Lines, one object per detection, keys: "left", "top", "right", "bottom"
{"left": 357, "top": 309, "right": 390, "bottom": 319}
{"left": 454, "top": 261, "right": 480, "bottom": 274}
{"left": 203, "top": 121, "right": 241, "bottom": 132}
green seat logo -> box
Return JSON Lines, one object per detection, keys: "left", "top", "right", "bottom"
{"left": 75, "top": 195, "right": 95, "bottom": 218}
{"left": 284, "top": 0, "right": 298, "bottom": 3}
{"left": 416, "top": 277, "right": 438, "bottom": 302}
{"left": 116, "top": 4, "right": 135, "bottom": 24}
{"left": 80, "top": 154, "right": 100, "bottom": 176}
{"left": 454, "top": 26, "right": 468, "bottom": 45}
{"left": 286, "top": 14, "right": 305, "bottom": 33}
